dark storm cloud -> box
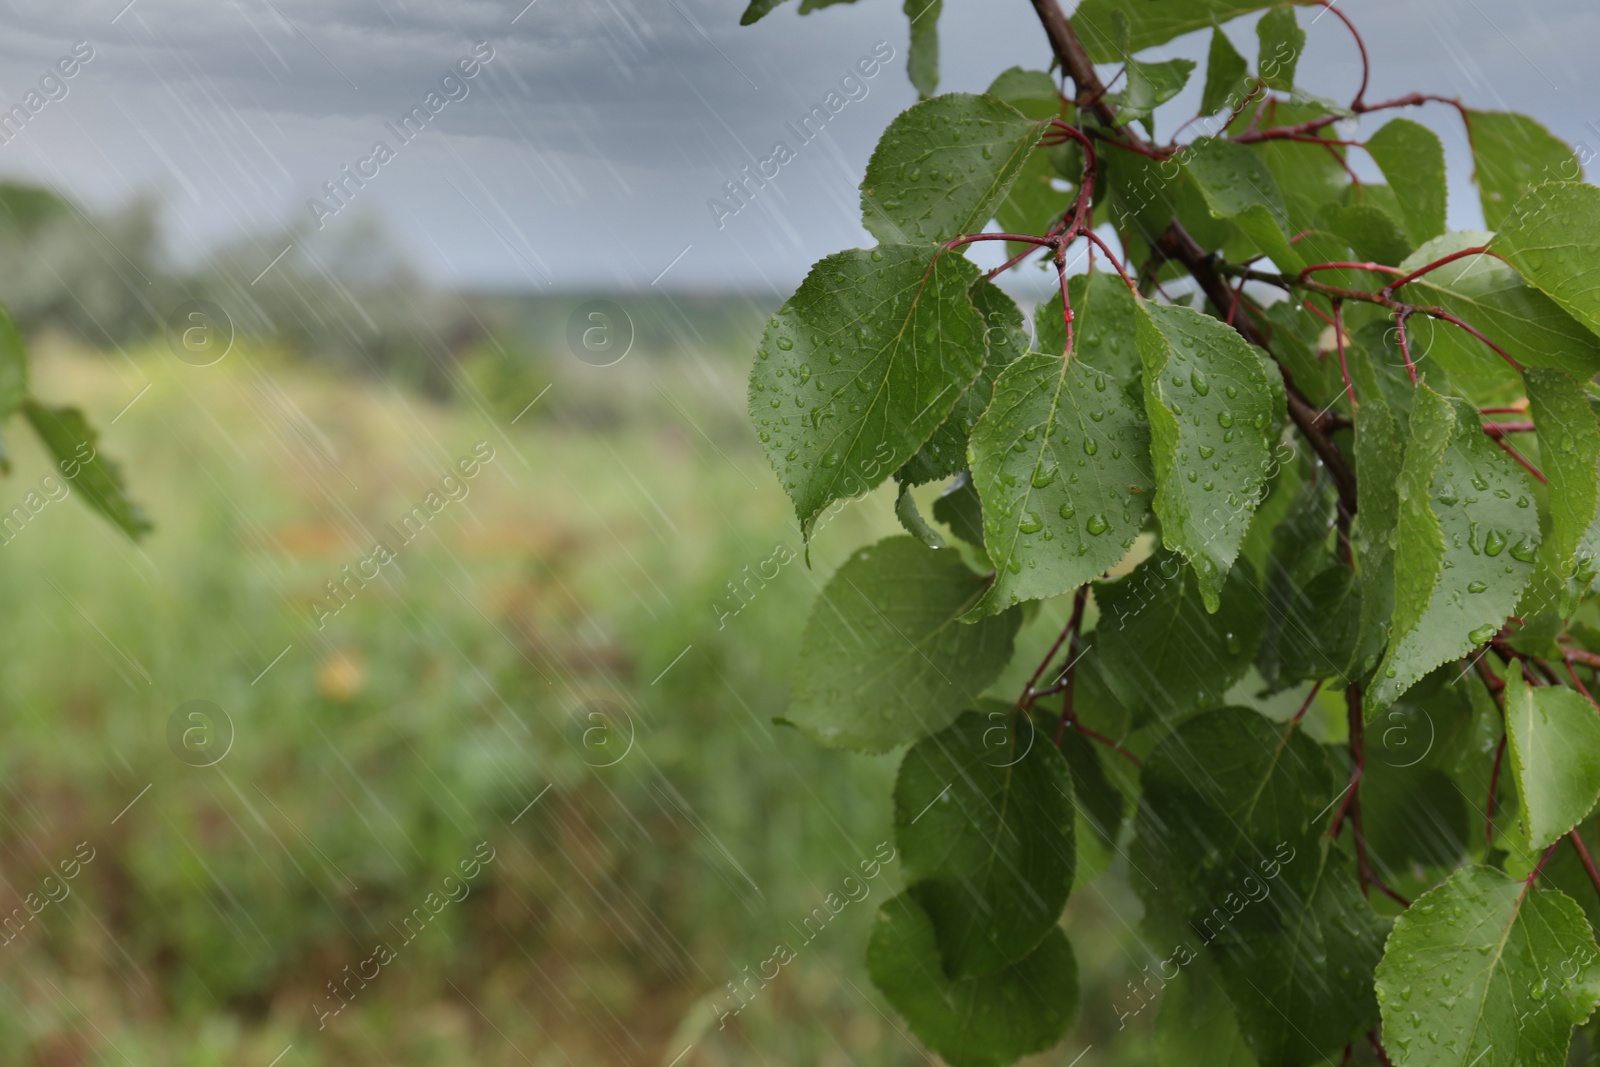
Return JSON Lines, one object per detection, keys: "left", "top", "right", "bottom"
{"left": 0, "top": 0, "right": 1594, "bottom": 288}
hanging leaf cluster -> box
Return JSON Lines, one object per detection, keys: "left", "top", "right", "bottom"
{"left": 742, "top": 0, "right": 1600, "bottom": 1062}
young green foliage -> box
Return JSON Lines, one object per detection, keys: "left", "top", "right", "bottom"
{"left": 895, "top": 710, "right": 1076, "bottom": 976}
{"left": 1467, "top": 111, "right": 1583, "bottom": 229}
{"left": 784, "top": 536, "right": 1019, "bottom": 752}
{"left": 860, "top": 93, "right": 1046, "bottom": 247}
{"left": 967, "top": 273, "right": 1150, "bottom": 616}
{"left": 1367, "top": 386, "right": 1539, "bottom": 713}
{"left": 866, "top": 893, "right": 1078, "bottom": 1067}
{"left": 1504, "top": 672, "right": 1600, "bottom": 852}
{"left": 751, "top": 246, "right": 988, "bottom": 532}
{"left": 1376, "top": 867, "right": 1600, "bottom": 1067}
{"left": 1365, "top": 118, "right": 1448, "bottom": 246}
{"left": 23, "top": 400, "right": 151, "bottom": 540}
{"left": 1135, "top": 299, "right": 1285, "bottom": 611}
{"left": 1493, "top": 182, "right": 1600, "bottom": 340}
{"left": 738, "top": 3, "right": 1600, "bottom": 1063}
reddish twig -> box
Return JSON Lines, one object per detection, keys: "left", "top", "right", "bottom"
{"left": 1481, "top": 421, "right": 1536, "bottom": 436}
{"left": 1311, "top": 0, "right": 1371, "bottom": 108}
{"left": 1333, "top": 300, "right": 1355, "bottom": 407}
{"left": 1382, "top": 245, "right": 1495, "bottom": 296}
{"left": 1301, "top": 261, "right": 1406, "bottom": 280}
{"left": 1066, "top": 719, "right": 1143, "bottom": 768}
{"left": 1564, "top": 655, "right": 1600, "bottom": 709}
{"left": 1569, "top": 830, "right": 1600, "bottom": 904}
{"left": 1526, "top": 842, "right": 1560, "bottom": 887}
{"left": 1565, "top": 647, "right": 1600, "bottom": 672}
{"left": 1052, "top": 589, "right": 1090, "bottom": 744}
{"left": 1084, "top": 231, "right": 1137, "bottom": 291}
{"left": 1291, "top": 680, "right": 1325, "bottom": 725}
{"left": 1392, "top": 308, "right": 1419, "bottom": 384}
{"left": 1486, "top": 734, "right": 1508, "bottom": 848}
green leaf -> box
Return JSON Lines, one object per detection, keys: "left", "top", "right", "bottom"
{"left": 1395, "top": 231, "right": 1600, "bottom": 392}
{"left": 903, "top": 0, "right": 942, "bottom": 98}
{"left": 934, "top": 471, "right": 986, "bottom": 550}
{"left": 985, "top": 67, "right": 1061, "bottom": 120}
{"left": 900, "top": 279, "right": 1028, "bottom": 487}
{"left": 739, "top": 0, "right": 792, "bottom": 24}
{"left": 895, "top": 483, "right": 946, "bottom": 548}
{"left": 1133, "top": 708, "right": 1387, "bottom": 1063}
{"left": 1545, "top": 814, "right": 1600, "bottom": 937}
{"left": 1492, "top": 182, "right": 1600, "bottom": 342}
{"left": 1257, "top": 297, "right": 1340, "bottom": 410}
{"left": 1089, "top": 552, "right": 1264, "bottom": 727}
{"left": 1523, "top": 368, "right": 1600, "bottom": 606}
{"left": 1375, "top": 866, "right": 1600, "bottom": 1067}
{"left": 1366, "top": 385, "right": 1540, "bottom": 713}
{"left": 1106, "top": 57, "right": 1196, "bottom": 133}
{"left": 1272, "top": 562, "right": 1364, "bottom": 687}
{"left": 967, "top": 274, "right": 1152, "bottom": 617}
{"left": 867, "top": 892, "right": 1077, "bottom": 1067}
{"left": 23, "top": 401, "right": 151, "bottom": 540}
{"left": 861, "top": 94, "right": 1044, "bottom": 246}
{"left": 1135, "top": 297, "right": 1286, "bottom": 611}
{"left": 1069, "top": 0, "right": 1283, "bottom": 64}
{"left": 1155, "top": 956, "right": 1257, "bottom": 1067}
{"left": 1318, "top": 201, "right": 1414, "bottom": 265}
{"left": 1362, "top": 761, "right": 1470, "bottom": 877}
{"left": 1256, "top": 477, "right": 1342, "bottom": 689}
{"left": 896, "top": 710, "right": 1076, "bottom": 976}
{"left": 1258, "top": 132, "right": 1352, "bottom": 240}
{"left": 1365, "top": 118, "right": 1448, "bottom": 245}
{"left": 1239, "top": 428, "right": 1308, "bottom": 574}
{"left": 784, "top": 536, "right": 1020, "bottom": 753}
{"left": 994, "top": 152, "right": 1065, "bottom": 268}
{"left": 1105, "top": 145, "right": 1235, "bottom": 253}
{"left": 1504, "top": 671, "right": 1600, "bottom": 851}
{"left": 985, "top": 70, "right": 1069, "bottom": 267}
{"left": 1255, "top": 6, "right": 1304, "bottom": 91}
{"left": 1031, "top": 286, "right": 1140, "bottom": 381}
{"left": 1057, "top": 725, "right": 1124, "bottom": 849}
{"left": 0, "top": 303, "right": 27, "bottom": 425}
{"left": 751, "top": 246, "right": 988, "bottom": 531}
{"left": 1467, "top": 111, "right": 1582, "bottom": 230}
{"left": 1184, "top": 136, "right": 1303, "bottom": 271}
{"left": 1200, "top": 28, "right": 1252, "bottom": 117}
{"left": 1351, "top": 341, "right": 1408, "bottom": 674}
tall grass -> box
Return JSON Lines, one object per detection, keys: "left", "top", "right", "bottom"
{"left": 0, "top": 328, "right": 1160, "bottom": 1066}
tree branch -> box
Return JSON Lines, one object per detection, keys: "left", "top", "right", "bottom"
{"left": 1027, "top": 0, "right": 1119, "bottom": 128}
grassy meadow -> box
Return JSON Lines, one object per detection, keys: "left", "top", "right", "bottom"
{"left": 0, "top": 301, "right": 1196, "bottom": 1066}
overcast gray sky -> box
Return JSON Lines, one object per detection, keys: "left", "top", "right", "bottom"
{"left": 0, "top": 0, "right": 1594, "bottom": 291}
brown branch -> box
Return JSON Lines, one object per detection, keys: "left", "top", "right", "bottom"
{"left": 1028, "top": 0, "right": 1120, "bottom": 128}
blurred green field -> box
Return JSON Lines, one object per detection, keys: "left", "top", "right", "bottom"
{"left": 0, "top": 321, "right": 1165, "bottom": 1067}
